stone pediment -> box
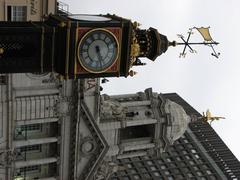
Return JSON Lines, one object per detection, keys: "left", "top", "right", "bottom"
{"left": 75, "top": 101, "right": 109, "bottom": 180}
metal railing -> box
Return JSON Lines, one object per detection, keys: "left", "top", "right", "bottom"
{"left": 57, "top": 1, "right": 71, "bottom": 15}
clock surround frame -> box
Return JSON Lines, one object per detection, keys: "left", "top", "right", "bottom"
{"left": 77, "top": 28, "right": 121, "bottom": 74}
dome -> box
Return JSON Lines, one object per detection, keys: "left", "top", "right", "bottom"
{"left": 164, "top": 99, "right": 191, "bottom": 144}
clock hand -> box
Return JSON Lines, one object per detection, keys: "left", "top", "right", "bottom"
{"left": 95, "top": 45, "right": 103, "bottom": 68}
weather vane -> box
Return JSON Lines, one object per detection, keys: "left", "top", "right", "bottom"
{"left": 175, "top": 27, "right": 220, "bottom": 59}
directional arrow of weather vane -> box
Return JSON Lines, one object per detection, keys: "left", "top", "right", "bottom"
{"left": 176, "top": 27, "right": 220, "bottom": 58}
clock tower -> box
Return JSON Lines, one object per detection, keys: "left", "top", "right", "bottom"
{"left": 0, "top": 14, "right": 175, "bottom": 79}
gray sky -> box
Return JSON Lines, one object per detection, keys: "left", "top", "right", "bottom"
{"left": 62, "top": 0, "right": 240, "bottom": 160}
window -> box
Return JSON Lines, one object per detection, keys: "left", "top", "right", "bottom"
{"left": 206, "top": 170, "right": 212, "bottom": 175}
{"left": 20, "top": 145, "right": 42, "bottom": 153}
{"left": 193, "top": 166, "right": 199, "bottom": 171}
{"left": 189, "top": 160, "right": 195, "bottom": 165}
{"left": 140, "top": 167, "right": 147, "bottom": 173}
{"left": 202, "top": 165, "right": 209, "bottom": 169}
{"left": 157, "top": 160, "right": 163, "bottom": 164}
{"left": 187, "top": 173, "right": 193, "bottom": 178}
{"left": 143, "top": 173, "right": 151, "bottom": 179}
{"left": 20, "top": 124, "right": 42, "bottom": 131}
{"left": 191, "top": 149, "right": 197, "bottom": 153}
{"left": 182, "top": 168, "right": 190, "bottom": 172}
{"left": 169, "top": 163, "right": 177, "bottom": 168}
{"left": 166, "top": 158, "right": 172, "bottom": 162}
{"left": 179, "top": 162, "right": 186, "bottom": 167}
{"left": 20, "top": 165, "right": 40, "bottom": 174}
{"left": 136, "top": 162, "right": 143, "bottom": 167}
{"left": 187, "top": 144, "right": 193, "bottom": 148}
{"left": 0, "top": 75, "right": 7, "bottom": 85}
{"left": 120, "top": 124, "right": 154, "bottom": 141}
{"left": 164, "top": 171, "right": 170, "bottom": 175}
{"left": 130, "top": 169, "right": 137, "bottom": 173}
{"left": 209, "top": 175, "right": 217, "bottom": 180}
{"left": 126, "top": 163, "right": 133, "bottom": 168}
{"left": 15, "top": 124, "right": 42, "bottom": 139}
{"left": 176, "top": 157, "right": 182, "bottom": 161}
{"left": 176, "top": 174, "right": 184, "bottom": 179}
{"left": 177, "top": 145, "right": 184, "bottom": 150}
{"left": 7, "top": 6, "right": 27, "bottom": 22}
{"left": 197, "top": 171, "right": 203, "bottom": 176}
{"left": 182, "top": 150, "right": 187, "bottom": 155}
{"left": 147, "top": 160, "right": 153, "bottom": 165}
{"left": 160, "top": 165, "right": 166, "bottom": 170}
{"left": 185, "top": 155, "right": 191, "bottom": 160}
{"left": 132, "top": 157, "right": 141, "bottom": 161}
{"left": 133, "top": 175, "right": 140, "bottom": 179}
{"left": 150, "top": 166, "right": 157, "bottom": 171}
{"left": 172, "top": 169, "right": 180, "bottom": 174}
{"left": 195, "top": 154, "right": 200, "bottom": 159}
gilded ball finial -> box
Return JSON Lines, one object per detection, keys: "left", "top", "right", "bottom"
{"left": 58, "top": 22, "right": 66, "bottom": 27}
{"left": 133, "top": 21, "right": 141, "bottom": 28}
{"left": 0, "top": 48, "right": 4, "bottom": 54}
{"left": 129, "top": 70, "right": 137, "bottom": 77}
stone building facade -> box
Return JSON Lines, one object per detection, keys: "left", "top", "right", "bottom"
{"left": 1, "top": 72, "right": 239, "bottom": 180}
{"left": 0, "top": 1, "right": 65, "bottom": 179}
{"left": 1, "top": 1, "right": 240, "bottom": 180}
{"left": 0, "top": 66, "right": 196, "bottom": 180}
{"left": 111, "top": 93, "right": 240, "bottom": 180}
{"left": 0, "top": 72, "right": 73, "bottom": 179}
{"left": 99, "top": 88, "right": 192, "bottom": 161}
{"left": 0, "top": 0, "right": 57, "bottom": 21}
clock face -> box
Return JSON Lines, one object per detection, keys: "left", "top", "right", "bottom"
{"left": 78, "top": 29, "right": 119, "bottom": 73}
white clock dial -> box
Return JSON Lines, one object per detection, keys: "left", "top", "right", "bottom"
{"left": 78, "top": 29, "right": 119, "bottom": 73}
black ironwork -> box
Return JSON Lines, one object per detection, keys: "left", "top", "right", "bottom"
{"left": 57, "top": 1, "right": 71, "bottom": 15}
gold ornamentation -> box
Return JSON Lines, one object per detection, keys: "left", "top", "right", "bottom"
{"left": 130, "top": 21, "right": 141, "bottom": 66}
{"left": 133, "top": 21, "right": 141, "bottom": 29}
{"left": 128, "top": 21, "right": 142, "bottom": 76}
{"left": 0, "top": 48, "right": 4, "bottom": 54}
{"left": 130, "top": 39, "right": 140, "bottom": 57}
{"left": 58, "top": 22, "right": 66, "bottom": 27}
{"left": 128, "top": 70, "right": 137, "bottom": 77}
{"left": 201, "top": 109, "right": 225, "bottom": 124}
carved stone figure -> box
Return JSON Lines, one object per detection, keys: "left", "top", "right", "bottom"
{"left": 100, "top": 95, "right": 128, "bottom": 119}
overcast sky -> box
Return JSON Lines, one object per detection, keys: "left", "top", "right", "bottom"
{"left": 62, "top": 0, "right": 240, "bottom": 160}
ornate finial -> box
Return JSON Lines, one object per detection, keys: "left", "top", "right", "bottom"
{"left": 0, "top": 48, "right": 4, "bottom": 54}
{"left": 168, "top": 41, "right": 177, "bottom": 47}
{"left": 58, "top": 21, "right": 66, "bottom": 27}
{"left": 101, "top": 78, "right": 109, "bottom": 84}
{"left": 200, "top": 109, "right": 225, "bottom": 124}
{"left": 128, "top": 70, "right": 137, "bottom": 77}
{"left": 133, "top": 21, "right": 141, "bottom": 29}
{"left": 133, "top": 58, "right": 146, "bottom": 66}
{"left": 176, "top": 27, "right": 220, "bottom": 59}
